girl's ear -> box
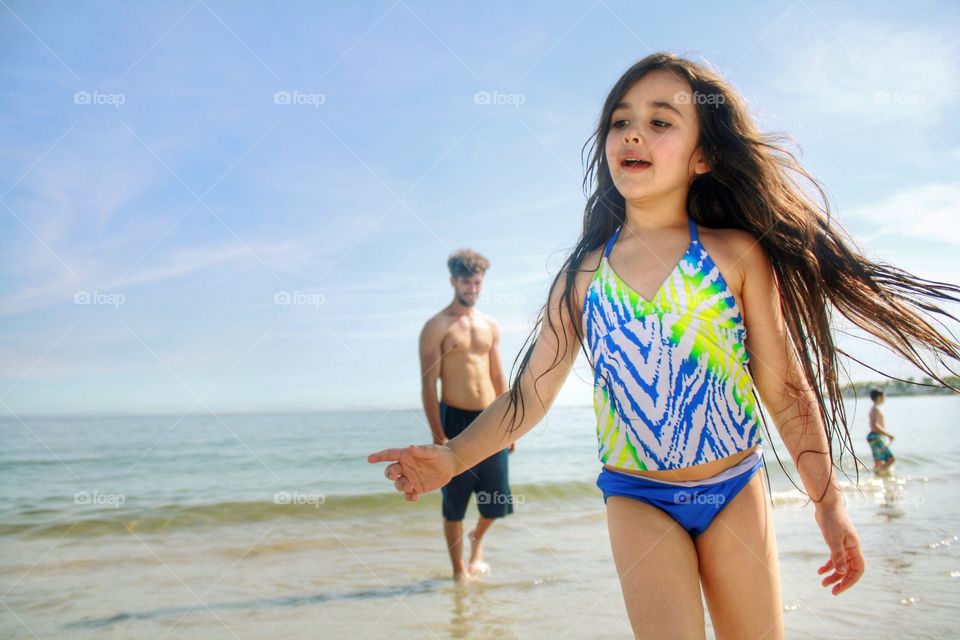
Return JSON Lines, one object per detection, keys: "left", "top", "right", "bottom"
{"left": 692, "top": 146, "right": 711, "bottom": 175}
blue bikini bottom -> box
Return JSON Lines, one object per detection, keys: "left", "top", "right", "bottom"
{"left": 596, "top": 449, "right": 764, "bottom": 538}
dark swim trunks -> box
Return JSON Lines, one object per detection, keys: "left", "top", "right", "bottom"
{"left": 440, "top": 402, "right": 514, "bottom": 521}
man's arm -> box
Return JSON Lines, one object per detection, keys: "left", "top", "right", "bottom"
{"left": 419, "top": 319, "right": 446, "bottom": 445}
{"left": 488, "top": 319, "right": 508, "bottom": 396}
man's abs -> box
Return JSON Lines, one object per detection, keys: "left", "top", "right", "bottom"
{"left": 437, "top": 311, "right": 498, "bottom": 411}
{"left": 440, "top": 352, "right": 496, "bottom": 410}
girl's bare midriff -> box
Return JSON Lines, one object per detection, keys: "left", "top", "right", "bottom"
{"left": 604, "top": 443, "right": 760, "bottom": 482}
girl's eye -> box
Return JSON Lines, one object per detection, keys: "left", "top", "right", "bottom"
{"left": 609, "top": 119, "right": 671, "bottom": 130}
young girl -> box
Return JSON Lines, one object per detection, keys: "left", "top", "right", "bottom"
{"left": 369, "top": 52, "right": 960, "bottom": 638}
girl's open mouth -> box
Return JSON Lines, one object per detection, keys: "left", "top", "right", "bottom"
{"left": 621, "top": 158, "right": 651, "bottom": 173}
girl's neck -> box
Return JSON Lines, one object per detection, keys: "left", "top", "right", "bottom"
{"left": 622, "top": 199, "right": 690, "bottom": 235}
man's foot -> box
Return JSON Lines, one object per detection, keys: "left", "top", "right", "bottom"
{"left": 452, "top": 561, "right": 472, "bottom": 582}
{"left": 467, "top": 529, "right": 490, "bottom": 576}
{"left": 467, "top": 529, "right": 483, "bottom": 565}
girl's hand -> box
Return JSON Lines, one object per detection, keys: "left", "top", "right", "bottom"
{"left": 367, "top": 445, "right": 456, "bottom": 501}
{"left": 814, "top": 504, "right": 865, "bottom": 595}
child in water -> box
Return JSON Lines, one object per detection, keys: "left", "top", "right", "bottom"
{"left": 369, "top": 52, "right": 960, "bottom": 638}
{"left": 867, "top": 389, "right": 895, "bottom": 471}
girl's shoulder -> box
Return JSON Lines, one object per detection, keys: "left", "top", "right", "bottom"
{"left": 697, "top": 225, "right": 764, "bottom": 297}
{"left": 574, "top": 244, "right": 605, "bottom": 290}
{"left": 697, "top": 225, "right": 760, "bottom": 255}
{"left": 553, "top": 245, "right": 605, "bottom": 318}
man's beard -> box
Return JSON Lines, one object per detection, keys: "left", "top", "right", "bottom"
{"left": 458, "top": 295, "right": 475, "bottom": 307}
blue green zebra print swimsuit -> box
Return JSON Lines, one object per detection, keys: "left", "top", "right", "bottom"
{"left": 582, "top": 217, "right": 762, "bottom": 471}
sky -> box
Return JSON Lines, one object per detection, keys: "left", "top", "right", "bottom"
{"left": 1, "top": 0, "right": 958, "bottom": 417}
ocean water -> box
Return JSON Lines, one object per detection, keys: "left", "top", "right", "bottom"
{"left": 1, "top": 394, "right": 958, "bottom": 639}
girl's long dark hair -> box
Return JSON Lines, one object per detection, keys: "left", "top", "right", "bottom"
{"left": 503, "top": 52, "right": 960, "bottom": 498}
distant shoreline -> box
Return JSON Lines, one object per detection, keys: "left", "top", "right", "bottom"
{"left": 841, "top": 376, "right": 959, "bottom": 398}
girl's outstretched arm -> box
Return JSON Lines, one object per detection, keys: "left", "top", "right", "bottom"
{"left": 368, "top": 264, "right": 591, "bottom": 499}
{"left": 737, "top": 233, "right": 865, "bottom": 595}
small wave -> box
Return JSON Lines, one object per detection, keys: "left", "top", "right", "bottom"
{"left": 1, "top": 479, "right": 603, "bottom": 539}
{"left": 769, "top": 474, "right": 927, "bottom": 507}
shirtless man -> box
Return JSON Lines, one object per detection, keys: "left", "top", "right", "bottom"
{"left": 419, "top": 248, "right": 514, "bottom": 581}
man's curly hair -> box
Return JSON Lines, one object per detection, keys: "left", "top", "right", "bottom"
{"left": 447, "top": 249, "right": 490, "bottom": 278}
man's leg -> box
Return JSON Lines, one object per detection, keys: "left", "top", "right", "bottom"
{"left": 443, "top": 518, "right": 470, "bottom": 580}
{"left": 470, "top": 448, "right": 513, "bottom": 574}
{"left": 468, "top": 515, "right": 496, "bottom": 568}
{"left": 441, "top": 466, "right": 478, "bottom": 581}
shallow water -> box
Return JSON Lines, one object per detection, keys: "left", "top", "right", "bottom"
{"left": 1, "top": 395, "right": 958, "bottom": 638}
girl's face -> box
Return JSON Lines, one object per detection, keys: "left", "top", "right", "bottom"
{"left": 604, "top": 70, "right": 710, "bottom": 203}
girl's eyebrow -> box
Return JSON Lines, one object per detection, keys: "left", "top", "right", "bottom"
{"left": 612, "top": 99, "right": 685, "bottom": 119}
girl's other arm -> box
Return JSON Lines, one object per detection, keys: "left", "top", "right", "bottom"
{"left": 738, "top": 234, "right": 864, "bottom": 594}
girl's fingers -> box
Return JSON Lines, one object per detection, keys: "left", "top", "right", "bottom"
{"left": 368, "top": 448, "right": 404, "bottom": 464}
{"left": 830, "top": 546, "right": 848, "bottom": 575}
{"left": 384, "top": 463, "right": 402, "bottom": 481}
{"left": 820, "top": 546, "right": 865, "bottom": 594}
{"left": 831, "top": 568, "right": 863, "bottom": 595}
{"left": 821, "top": 571, "right": 843, "bottom": 587}
{"left": 817, "top": 558, "right": 833, "bottom": 574}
